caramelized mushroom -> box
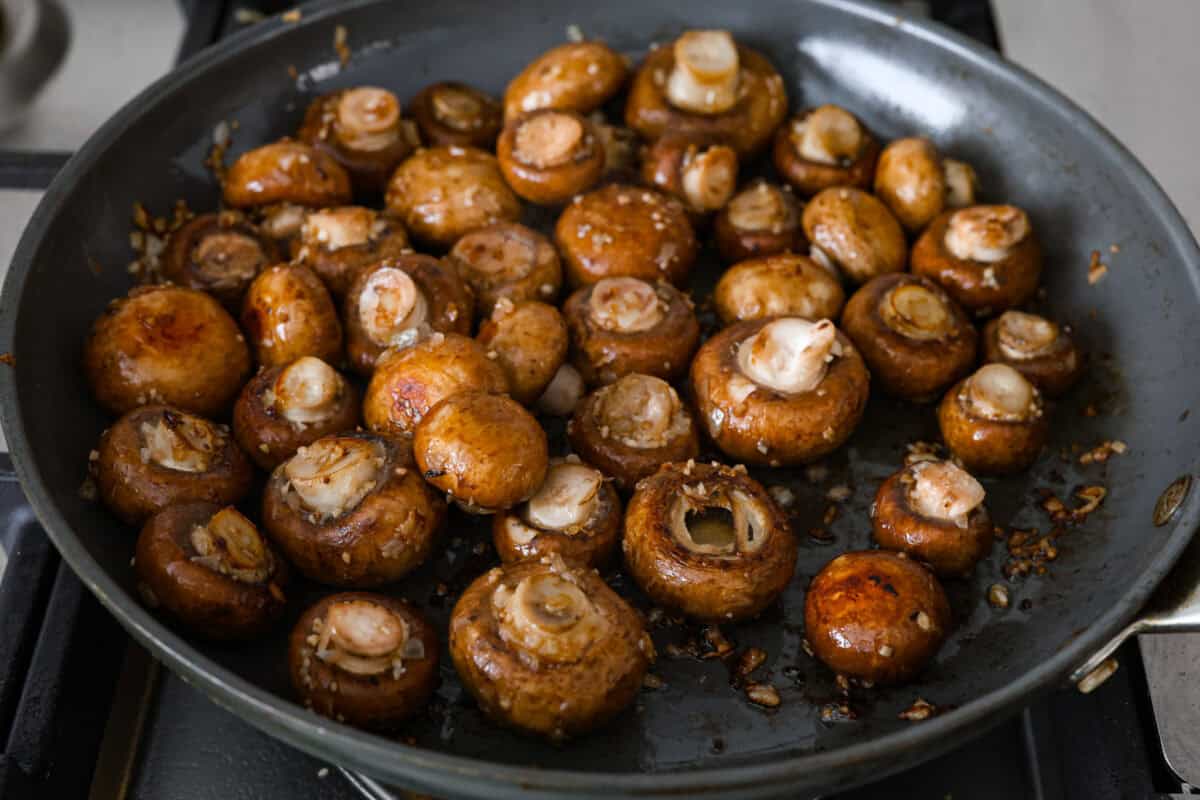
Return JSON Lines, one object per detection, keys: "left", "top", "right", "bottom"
{"left": 84, "top": 285, "right": 252, "bottom": 418}
{"left": 712, "top": 179, "right": 804, "bottom": 263}
{"left": 497, "top": 109, "right": 605, "bottom": 205}
{"left": 232, "top": 357, "right": 361, "bottom": 470}
{"left": 298, "top": 87, "right": 417, "bottom": 193}
{"left": 772, "top": 105, "right": 880, "bottom": 196}
{"left": 290, "top": 593, "right": 439, "bottom": 729}
{"left": 805, "top": 550, "right": 951, "bottom": 685}
{"left": 263, "top": 433, "right": 445, "bottom": 585}
{"left": 690, "top": 317, "right": 870, "bottom": 465}
{"left": 449, "top": 557, "right": 653, "bottom": 739}
{"left": 241, "top": 263, "right": 343, "bottom": 368}
{"left": 535, "top": 363, "right": 587, "bottom": 417}
{"left": 872, "top": 460, "right": 993, "bottom": 576}
{"left": 410, "top": 81, "right": 502, "bottom": 149}
{"left": 567, "top": 373, "right": 699, "bottom": 490}
{"left": 802, "top": 187, "right": 906, "bottom": 284}
{"left": 135, "top": 503, "right": 287, "bottom": 639}
{"left": 503, "top": 40, "right": 629, "bottom": 122}
{"left": 385, "top": 145, "right": 521, "bottom": 248}
{"left": 641, "top": 135, "right": 739, "bottom": 216}
{"left": 981, "top": 310, "right": 1083, "bottom": 396}
{"left": 840, "top": 273, "right": 977, "bottom": 401}
{"left": 222, "top": 139, "right": 352, "bottom": 212}
{"left": 563, "top": 276, "right": 699, "bottom": 386}
{"left": 713, "top": 253, "right": 845, "bottom": 326}
{"left": 912, "top": 205, "right": 1042, "bottom": 315}
{"left": 447, "top": 222, "right": 563, "bottom": 316}
{"left": 94, "top": 405, "right": 253, "bottom": 525}
{"left": 555, "top": 183, "right": 698, "bottom": 286}
{"left": 873, "top": 137, "right": 977, "bottom": 233}
{"left": 476, "top": 299, "right": 568, "bottom": 405}
{"left": 160, "top": 212, "right": 278, "bottom": 310}
{"left": 291, "top": 206, "right": 411, "bottom": 297}
{"left": 937, "top": 363, "right": 1049, "bottom": 474}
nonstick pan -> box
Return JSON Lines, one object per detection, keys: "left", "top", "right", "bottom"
{"left": 2, "top": 0, "right": 1200, "bottom": 797}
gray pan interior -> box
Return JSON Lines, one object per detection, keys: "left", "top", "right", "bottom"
{"left": 2, "top": 0, "right": 1199, "bottom": 797}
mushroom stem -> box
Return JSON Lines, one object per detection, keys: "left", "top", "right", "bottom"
{"left": 737, "top": 318, "right": 841, "bottom": 394}
{"left": 140, "top": 411, "right": 217, "bottom": 472}
{"left": 191, "top": 231, "right": 266, "bottom": 288}
{"left": 536, "top": 364, "right": 585, "bottom": 417}
{"left": 666, "top": 30, "right": 740, "bottom": 114}
{"left": 964, "top": 363, "right": 1037, "bottom": 422}
{"left": 335, "top": 87, "right": 402, "bottom": 152}
{"left": 190, "top": 506, "right": 274, "bottom": 582}
{"left": 317, "top": 599, "right": 410, "bottom": 676}
{"left": 524, "top": 462, "right": 603, "bottom": 531}
{"left": 284, "top": 437, "right": 384, "bottom": 518}
{"left": 431, "top": 84, "right": 487, "bottom": 132}
{"left": 358, "top": 266, "right": 429, "bottom": 347}
{"left": 944, "top": 205, "right": 1030, "bottom": 263}
{"left": 494, "top": 569, "right": 608, "bottom": 663}
{"left": 273, "top": 357, "right": 342, "bottom": 424}
{"left": 302, "top": 207, "right": 380, "bottom": 251}
{"left": 942, "top": 159, "right": 977, "bottom": 208}
{"left": 996, "top": 311, "right": 1060, "bottom": 360}
{"left": 594, "top": 374, "right": 685, "bottom": 449}
{"left": 681, "top": 145, "right": 738, "bottom": 211}
{"left": 727, "top": 181, "right": 789, "bottom": 232}
{"left": 880, "top": 283, "right": 953, "bottom": 341}
{"left": 513, "top": 112, "right": 586, "bottom": 169}
{"left": 794, "top": 105, "right": 863, "bottom": 165}
{"left": 907, "top": 460, "right": 985, "bottom": 528}
{"left": 588, "top": 277, "right": 665, "bottom": 333}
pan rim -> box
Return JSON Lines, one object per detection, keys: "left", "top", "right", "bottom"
{"left": 2, "top": 0, "right": 1199, "bottom": 794}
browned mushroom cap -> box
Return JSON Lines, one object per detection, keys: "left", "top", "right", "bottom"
{"left": 160, "top": 211, "right": 278, "bottom": 310}
{"left": 981, "top": 311, "right": 1083, "bottom": 397}
{"left": 714, "top": 253, "right": 845, "bottom": 326}
{"left": 232, "top": 357, "right": 361, "bottom": 471}
{"left": 476, "top": 299, "right": 568, "bottom": 405}
{"left": 363, "top": 332, "right": 509, "bottom": 440}
{"left": 912, "top": 205, "right": 1042, "bottom": 315}
{"left": 136, "top": 502, "right": 287, "bottom": 640}
{"left": 223, "top": 139, "right": 352, "bottom": 209}
{"left": 297, "top": 87, "right": 417, "bottom": 193}
{"left": 84, "top": 285, "right": 252, "bottom": 418}
{"left": 449, "top": 556, "right": 653, "bottom": 740}
{"left": 448, "top": 222, "right": 563, "bottom": 316}
{"left": 498, "top": 109, "right": 606, "bottom": 205}
{"left": 625, "top": 31, "right": 788, "bottom": 157}
{"left": 567, "top": 374, "right": 699, "bottom": 490}
{"left": 555, "top": 183, "right": 698, "bottom": 287}
{"left": 936, "top": 363, "right": 1049, "bottom": 475}
{"left": 802, "top": 187, "right": 907, "bottom": 284}
{"left": 772, "top": 105, "right": 880, "bottom": 196}
{"left": 712, "top": 180, "right": 804, "bottom": 263}
{"left": 625, "top": 461, "right": 797, "bottom": 623}
{"left": 263, "top": 433, "right": 445, "bottom": 586}
{"left": 503, "top": 40, "right": 629, "bottom": 122}
{"left": 872, "top": 460, "right": 993, "bottom": 576}
{"left": 385, "top": 146, "right": 521, "bottom": 249}
{"left": 410, "top": 81, "right": 502, "bottom": 149}
{"left": 290, "top": 592, "right": 439, "bottom": 729}
{"left": 344, "top": 255, "right": 475, "bottom": 376}
{"left": 95, "top": 405, "right": 254, "bottom": 525}
{"left": 492, "top": 458, "right": 622, "bottom": 568}
{"left": 691, "top": 317, "right": 869, "bottom": 466}
{"left": 873, "top": 138, "right": 978, "bottom": 233}
{"left": 241, "top": 263, "right": 343, "bottom": 368}
{"left": 804, "top": 550, "right": 951, "bottom": 685}
{"left": 291, "top": 207, "right": 412, "bottom": 297}
{"left": 840, "top": 273, "right": 977, "bottom": 401}
{"left": 641, "top": 135, "right": 739, "bottom": 215}
{"left": 563, "top": 277, "right": 699, "bottom": 386}
{"left": 414, "top": 391, "right": 548, "bottom": 514}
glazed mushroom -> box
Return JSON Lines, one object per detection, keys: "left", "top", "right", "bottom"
{"left": 344, "top": 255, "right": 475, "bottom": 375}
{"left": 712, "top": 179, "right": 804, "bottom": 263}
{"left": 363, "top": 332, "right": 508, "bottom": 440}
{"left": 449, "top": 556, "right": 653, "bottom": 740}
{"left": 563, "top": 276, "right": 699, "bottom": 386}
{"left": 410, "top": 81, "right": 502, "bottom": 149}
{"left": 804, "top": 550, "right": 951, "bottom": 685}
{"left": 625, "top": 29, "right": 788, "bottom": 157}
{"left": 291, "top": 206, "right": 411, "bottom": 297}
{"left": 802, "top": 187, "right": 907, "bottom": 284}
{"left": 713, "top": 253, "right": 845, "bottom": 326}
{"left": 937, "top": 363, "right": 1049, "bottom": 475}
{"left": 297, "top": 87, "right": 417, "bottom": 193}
{"left": 385, "top": 145, "right": 521, "bottom": 248}
{"left": 872, "top": 460, "right": 993, "bottom": 576}
{"left": 160, "top": 211, "right": 278, "bottom": 310}
{"left": 84, "top": 285, "right": 251, "bottom": 418}
{"left": 94, "top": 405, "right": 253, "bottom": 525}
{"left": 772, "top": 105, "right": 880, "bottom": 196}
{"left": 232, "top": 356, "right": 360, "bottom": 471}
{"left": 911, "top": 205, "right": 1042, "bottom": 315}
{"left": 840, "top": 273, "right": 977, "bottom": 401}
{"left": 413, "top": 391, "right": 548, "bottom": 513}
{"left": 290, "top": 593, "right": 439, "bottom": 729}
{"left": 640, "top": 135, "right": 739, "bottom": 216}
{"left": 241, "top": 263, "right": 343, "bottom": 368}
{"left": 503, "top": 40, "right": 629, "bottom": 122}
{"left": 981, "top": 310, "right": 1084, "bottom": 396}
{"left": 554, "top": 183, "right": 698, "bottom": 287}
{"left": 497, "top": 109, "right": 605, "bottom": 205}
{"left": 476, "top": 299, "right": 568, "bottom": 405}
{"left": 873, "top": 137, "right": 977, "bottom": 233}
{"left": 447, "top": 222, "right": 563, "bottom": 316}
{"left": 535, "top": 363, "right": 587, "bottom": 418}
{"left": 624, "top": 461, "right": 797, "bottom": 622}
{"left": 567, "top": 373, "right": 699, "bottom": 490}
{"left": 263, "top": 433, "right": 445, "bottom": 585}
{"left": 690, "top": 317, "right": 870, "bottom": 466}
{"left": 135, "top": 503, "right": 287, "bottom": 639}
{"left": 492, "top": 458, "right": 621, "bottom": 568}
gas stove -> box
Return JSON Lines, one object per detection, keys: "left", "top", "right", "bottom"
{"left": 0, "top": 2, "right": 1194, "bottom": 798}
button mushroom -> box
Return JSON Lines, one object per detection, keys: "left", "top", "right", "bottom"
{"left": 498, "top": 109, "right": 605, "bottom": 205}
{"left": 712, "top": 179, "right": 804, "bottom": 263}
{"left": 641, "top": 135, "right": 739, "bottom": 216}
{"left": 982, "top": 310, "right": 1084, "bottom": 397}
{"left": 241, "top": 262, "right": 343, "bottom": 368}
{"left": 802, "top": 186, "right": 907, "bottom": 284}
{"left": 476, "top": 299, "right": 568, "bottom": 405}
{"left": 298, "top": 87, "right": 418, "bottom": 193}
{"left": 447, "top": 222, "right": 563, "bottom": 316}
{"left": 160, "top": 211, "right": 278, "bottom": 310}
{"left": 713, "top": 253, "right": 845, "bottom": 326}
{"left": 773, "top": 105, "right": 880, "bottom": 196}
{"left": 410, "top": 81, "right": 502, "bottom": 149}
{"left": 503, "top": 40, "right": 629, "bottom": 122}
{"left": 690, "top": 317, "right": 870, "bottom": 466}
{"left": 873, "top": 137, "right": 977, "bottom": 233}
{"left": 291, "top": 206, "right": 411, "bottom": 297}
{"left": 937, "top": 363, "right": 1049, "bottom": 474}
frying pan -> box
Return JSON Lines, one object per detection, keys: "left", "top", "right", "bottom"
{"left": 1, "top": 0, "right": 1199, "bottom": 797}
